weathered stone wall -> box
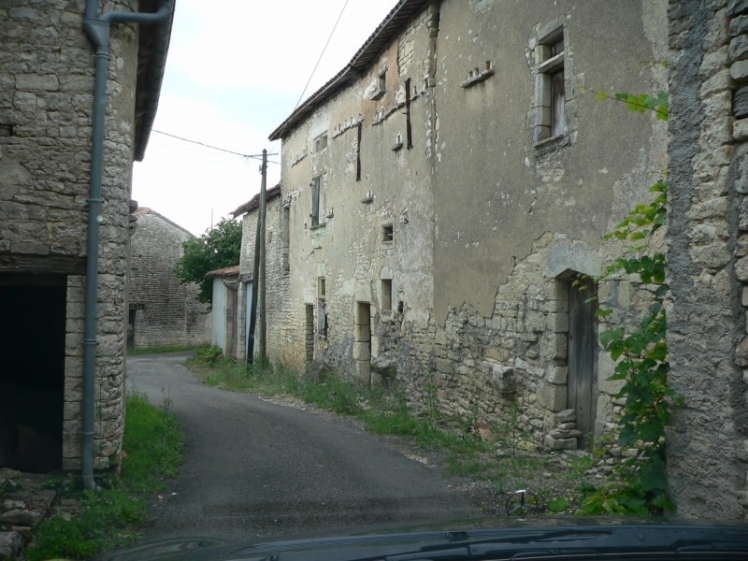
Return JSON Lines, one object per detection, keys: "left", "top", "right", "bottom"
{"left": 666, "top": 0, "right": 748, "bottom": 520}
{"left": 268, "top": 0, "right": 668, "bottom": 451}
{"left": 129, "top": 209, "right": 211, "bottom": 349}
{"left": 239, "top": 192, "right": 290, "bottom": 364}
{"left": 0, "top": 0, "right": 144, "bottom": 470}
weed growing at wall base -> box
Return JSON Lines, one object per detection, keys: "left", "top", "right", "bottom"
{"left": 25, "top": 394, "right": 182, "bottom": 561}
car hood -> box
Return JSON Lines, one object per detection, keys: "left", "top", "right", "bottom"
{"left": 94, "top": 517, "right": 748, "bottom": 561}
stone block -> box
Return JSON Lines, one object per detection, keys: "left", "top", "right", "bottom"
{"left": 0, "top": 531, "right": 24, "bottom": 560}
{"left": 733, "top": 15, "right": 748, "bottom": 37}
{"left": 736, "top": 85, "right": 748, "bottom": 117}
{"left": 555, "top": 408, "right": 576, "bottom": 423}
{"left": 701, "top": 69, "right": 734, "bottom": 97}
{"left": 731, "top": 35, "right": 748, "bottom": 64}
{"left": 736, "top": 256, "right": 748, "bottom": 281}
{"left": 735, "top": 118, "right": 748, "bottom": 141}
{"left": 540, "top": 333, "right": 567, "bottom": 361}
{"left": 702, "top": 47, "right": 729, "bottom": 78}
{"left": 732, "top": 0, "right": 748, "bottom": 17}
{"left": 688, "top": 197, "right": 728, "bottom": 220}
{"left": 690, "top": 242, "right": 731, "bottom": 268}
{"left": 15, "top": 73, "right": 59, "bottom": 91}
{"left": 733, "top": 59, "right": 748, "bottom": 82}
{"left": 549, "top": 312, "right": 569, "bottom": 333}
{"left": 539, "top": 384, "right": 567, "bottom": 412}
{"left": 544, "top": 435, "right": 577, "bottom": 450}
{"left": 545, "top": 364, "right": 568, "bottom": 384}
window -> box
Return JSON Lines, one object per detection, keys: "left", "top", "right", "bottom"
{"left": 314, "top": 133, "right": 328, "bottom": 153}
{"left": 310, "top": 177, "right": 321, "bottom": 227}
{"left": 534, "top": 28, "right": 566, "bottom": 144}
{"left": 282, "top": 204, "right": 290, "bottom": 273}
{"left": 381, "top": 279, "right": 392, "bottom": 312}
{"left": 382, "top": 224, "right": 394, "bottom": 243}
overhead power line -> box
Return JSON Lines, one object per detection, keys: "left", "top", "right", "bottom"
{"left": 293, "top": 0, "right": 350, "bottom": 111}
{"left": 152, "top": 129, "right": 277, "bottom": 162}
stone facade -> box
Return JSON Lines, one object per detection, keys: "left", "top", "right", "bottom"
{"left": 128, "top": 208, "right": 210, "bottom": 349}
{"left": 0, "top": 1, "right": 171, "bottom": 472}
{"left": 233, "top": 185, "right": 285, "bottom": 363}
{"left": 666, "top": 0, "right": 748, "bottom": 520}
{"left": 262, "top": 0, "right": 668, "bottom": 454}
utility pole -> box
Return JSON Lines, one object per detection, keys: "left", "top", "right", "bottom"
{"left": 247, "top": 150, "right": 267, "bottom": 366}
{"left": 258, "top": 149, "right": 268, "bottom": 365}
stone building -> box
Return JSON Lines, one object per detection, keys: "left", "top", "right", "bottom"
{"left": 666, "top": 0, "right": 748, "bottom": 520}
{"left": 128, "top": 207, "right": 210, "bottom": 350}
{"left": 0, "top": 0, "right": 173, "bottom": 477}
{"left": 231, "top": 184, "right": 283, "bottom": 363}
{"left": 205, "top": 265, "right": 240, "bottom": 358}
{"left": 263, "top": 0, "right": 668, "bottom": 451}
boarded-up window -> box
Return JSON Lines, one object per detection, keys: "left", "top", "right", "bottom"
{"left": 310, "top": 177, "right": 320, "bottom": 227}
{"left": 550, "top": 69, "right": 565, "bottom": 137}
{"left": 534, "top": 28, "right": 566, "bottom": 144}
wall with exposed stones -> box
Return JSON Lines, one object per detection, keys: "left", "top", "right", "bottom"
{"left": 666, "top": 0, "right": 748, "bottom": 520}
{"left": 129, "top": 209, "right": 210, "bottom": 349}
{"left": 266, "top": 0, "right": 669, "bottom": 455}
{"left": 0, "top": 0, "right": 151, "bottom": 471}
{"left": 237, "top": 189, "right": 289, "bottom": 363}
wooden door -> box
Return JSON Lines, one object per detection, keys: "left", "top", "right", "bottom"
{"left": 567, "top": 276, "right": 598, "bottom": 437}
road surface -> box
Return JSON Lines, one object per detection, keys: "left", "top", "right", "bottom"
{"left": 127, "top": 353, "right": 480, "bottom": 542}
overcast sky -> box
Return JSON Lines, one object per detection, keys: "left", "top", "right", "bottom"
{"left": 132, "top": 0, "right": 394, "bottom": 235}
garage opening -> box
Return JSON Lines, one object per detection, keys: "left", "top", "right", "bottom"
{"left": 0, "top": 275, "right": 65, "bottom": 473}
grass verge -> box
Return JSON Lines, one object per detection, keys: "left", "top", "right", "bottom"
{"left": 24, "top": 393, "right": 182, "bottom": 561}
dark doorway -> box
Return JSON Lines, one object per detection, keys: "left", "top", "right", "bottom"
{"left": 567, "top": 275, "right": 598, "bottom": 438}
{"left": 0, "top": 275, "right": 65, "bottom": 472}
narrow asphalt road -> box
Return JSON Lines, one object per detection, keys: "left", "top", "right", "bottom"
{"left": 127, "top": 353, "right": 480, "bottom": 542}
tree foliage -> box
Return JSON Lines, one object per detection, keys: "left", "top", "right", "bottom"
{"left": 173, "top": 218, "right": 242, "bottom": 305}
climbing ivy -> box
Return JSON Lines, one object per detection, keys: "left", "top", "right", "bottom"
{"left": 578, "top": 93, "right": 675, "bottom": 516}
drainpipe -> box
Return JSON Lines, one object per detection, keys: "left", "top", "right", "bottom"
{"left": 81, "top": 0, "right": 174, "bottom": 491}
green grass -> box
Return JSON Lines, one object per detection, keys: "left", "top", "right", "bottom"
{"left": 25, "top": 394, "right": 182, "bottom": 561}
{"left": 127, "top": 344, "right": 201, "bottom": 356}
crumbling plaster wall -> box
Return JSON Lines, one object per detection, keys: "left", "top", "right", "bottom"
{"left": 129, "top": 211, "right": 211, "bottom": 348}
{"left": 274, "top": 0, "right": 668, "bottom": 448}
{"left": 666, "top": 0, "right": 748, "bottom": 520}
{"left": 0, "top": 0, "right": 142, "bottom": 470}
{"left": 280, "top": 7, "right": 438, "bottom": 378}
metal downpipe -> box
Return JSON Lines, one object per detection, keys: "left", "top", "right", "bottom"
{"left": 81, "top": 0, "right": 173, "bottom": 491}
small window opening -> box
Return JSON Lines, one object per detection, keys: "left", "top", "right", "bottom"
{"left": 378, "top": 69, "right": 387, "bottom": 94}
{"left": 310, "top": 177, "right": 321, "bottom": 227}
{"left": 282, "top": 205, "right": 290, "bottom": 273}
{"left": 317, "top": 277, "right": 327, "bottom": 338}
{"left": 397, "top": 300, "right": 404, "bottom": 314}
{"left": 0, "top": 124, "right": 14, "bottom": 137}
{"left": 382, "top": 224, "right": 394, "bottom": 243}
{"left": 405, "top": 78, "right": 413, "bottom": 149}
{"left": 314, "top": 133, "right": 328, "bottom": 153}
{"left": 356, "top": 123, "right": 362, "bottom": 181}
{"left": 381, "top": 279, "right": 392, "bottom": 312}
{"left": 317, "top": 277, "right": 326, "bottom": 298}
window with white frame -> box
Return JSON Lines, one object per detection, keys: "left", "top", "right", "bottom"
{"left": 534, "top": 25, "right": 566, "bottom": 145}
